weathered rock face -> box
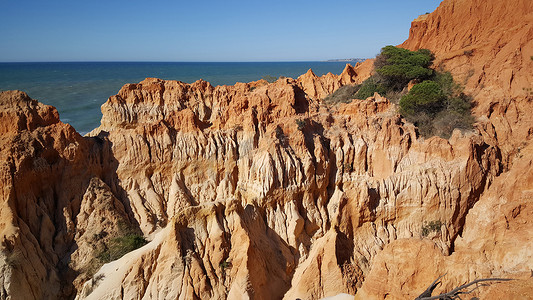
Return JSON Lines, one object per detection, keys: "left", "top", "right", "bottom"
{"left": 2, "top": 0, "right": 533, "bottom": 299}
{"left": 351, "top": 0, "right": 533, "bottom": 298}
{"left": 356, "top": 143, "right": 533, "bottom": 299}
{"left": 76, "top": 71, "right": 498, "bottom": 299}
{"left": 400, "top": 0, "right": 533, "bottom": 163}
{"left": 0, "top": 91, "right": 137, "bottom": 299}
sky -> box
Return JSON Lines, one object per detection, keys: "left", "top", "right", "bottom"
{"left": 0, "top": 0, "right": 442, "bottom": 62}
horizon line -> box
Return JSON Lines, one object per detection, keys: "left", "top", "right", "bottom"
{"left": 0, "top": 59, "right": 369, "bottom": 64}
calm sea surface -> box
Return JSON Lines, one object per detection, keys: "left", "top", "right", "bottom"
{"left": 0, "top": 62, "right": 351, "bottom": 134}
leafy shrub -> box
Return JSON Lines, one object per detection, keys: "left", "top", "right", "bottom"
{"left": 433, "top": 71, "right": 456, "bottom": 96}
{"left": 384, "top": 89, "right": 406, "bottom": 104}
{"left": 421, "top": 220, "right": 442, "bottom": 237}
{"left": 374, "top": 45, "right": 434, "bottom": 90}
{"left": 345, "top": 46, "right": 473, "bottom": 138}
{"left": 399, "top": 80, "right": 445, "bottom": 116}
{"left": 219, "top": 259, "right": 231, "bottom": 271}
{"left": 295, "top": 119, "right": 306, "bottom": 131}
{"left": 354, "top": 45, "right": 434, "bottom": 100}
{"left": 400, "top": 71, "right": 473, "bottom": 138}
{"left": 323, "top": 84, "right": 360, "bottom": 105}
{"left": 262, "top": 75, "right": 277, "bottom": 83}
{"left": 97, "top": 233, "right": 148, "bottom": 263}
{"left": 354, "top": 77, "right": 387, "bottom": 99}
{"left": 463, "top": 49, "right": 474, "bottom": 56}
{"left": 96, "top": 223, "right": 148, "bottom": 264}
{"left": 405, "top": 112, "right": 434, "bottom": 137}
{"left": 432, "top": 110, "right": 475, "bottom": 138}
{"left": 377, "top": 64, "right": 433, "bottom": 90}
{"left": 83, "top": 273, "right": 105, "bottom": 297}
{"left": 275, "top": 126, "right": 288, "bottom": 146}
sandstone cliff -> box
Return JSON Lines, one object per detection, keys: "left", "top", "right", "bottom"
{"left": 354, "top": 0, "right": 533, "bottom": 298}
{"left": 1, "top": 0, "right": 533, "bottom": 299}
{"left": 0, "top": 90, "right": 134, "bottom": 299}
{"left": 400, "top": 0, "right": 533, "bottom": 163}
{"left": 75, "top": 74, "right": 499, "bottom": 299}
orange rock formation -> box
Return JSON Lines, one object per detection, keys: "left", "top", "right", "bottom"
{"left": 0, "top": 0, "right": 532, "bottom": 299}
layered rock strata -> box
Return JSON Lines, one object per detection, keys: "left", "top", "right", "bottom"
{"left": 353, "top": 0, "right": 533, "bottom": 298}
{"left": 0, "top": 90, "right": 131, "bottom": 299}
{"left": 77, "top": 73, "right": 498, "bottom": 299}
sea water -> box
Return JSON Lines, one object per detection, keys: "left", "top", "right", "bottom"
{"left": 0, "top": 61, "right": 352, "bottom": 134}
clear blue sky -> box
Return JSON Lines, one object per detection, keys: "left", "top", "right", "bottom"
{"left": 0, "top": 0, "right": 442, "bottom": 62}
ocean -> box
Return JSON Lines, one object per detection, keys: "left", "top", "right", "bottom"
{"left": 0, "top": 62, "right": 352, "bottom": 134}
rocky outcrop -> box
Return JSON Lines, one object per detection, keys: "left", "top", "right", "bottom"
{"left": 351, "top": 0, "right": 533, "bottom": 298}
{"left": 75, "top": 72, "right": 498, "bottom": 299}
{"left": 400, "top": 0, "right": 533, "bottom": 163}
{"left": 0, "top": 91, "right": 136, "bottom": 298}
{"left": 0, "top": 66, "right": 501, "bottom": 299}
{"left": 297, "top": 61, "right": 373, "bottom": 100}
{"left": 356, "top": 142, "right": 533, "bottom": 299}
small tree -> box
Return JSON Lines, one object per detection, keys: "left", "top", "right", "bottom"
{"left": 354, "top": 46, "right": 435, "bottom": 100}
{"left": 375, "top": 46, "right": 435, "bottom": 90}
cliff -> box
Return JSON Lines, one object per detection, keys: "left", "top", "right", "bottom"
{"left": 400, "top": 0, "right": 533, "bottom": 163}
{"left": 355, "top": 0, "right": 533, "bottom": 298}
{"left": 80, "top": 75, "right": 499, "bottom": 299}
{"left": 0, "top": 91, "right": 134, "bottom": 298}
{"left": 1, "top": 0, "right": 533, "bottom": 299}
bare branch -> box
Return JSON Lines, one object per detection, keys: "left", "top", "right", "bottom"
{"left": 415, "top": 273, "right": 447, "bottom": 299}
{"left": 416, "top": 277, "right": 512, "bottom": 300}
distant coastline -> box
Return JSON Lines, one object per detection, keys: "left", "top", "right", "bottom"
{"left": 325, "top": 58, "right": 366, "bottom": 63}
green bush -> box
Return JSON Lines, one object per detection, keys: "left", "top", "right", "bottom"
{"left": 323, "top": 84, "right": 360, "bottom": 105}
{"left": 354, "top": 77, "right": 387, "bottom": 99}
{"left": 96, "top": 222, "right": 148, "bottom": 264}
{"left": 421, "top": 220, "right": 442, "bottom": 237}
{"left": 405, "top": 112, "right": 434, "bottom": 137}
{"left": 97, "top": 233, "right": 148, "bottom": 263}
{"left": 399, "top": 80, "right": 445, "bottom": 116}
{"left": 432, "top": 111, "right": 474, "bottom": 138}
{"left": 219, "top": 259, "right": 231, "bottom": 271}
{"left": 262, "top": 75, "right": 277, "bottom": 83}
{"left": 375, "top": 45, "right": 434, "bottom": 90}
{"left": 295, "top": 119, "right": 306, "bottom": 131}
{"left": 463, "top": 49, "right": 474, "bottom": 56}
{"left": 433, "top": 72, "right": 455, "bottom": 95}
{"left": 384, "top": 89, "right": 405, "bottom": 103}
{"left": 400, "top": 72, "right": 473, "bottom": 138}
{"left": 331, "top": 46, "right": 473, "bottom": 138}
{"left": 377, "top": 64, "right": 433, "bottom": 90}
{"left": 353, "top": 45, "right": 434, "bottom": 100}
